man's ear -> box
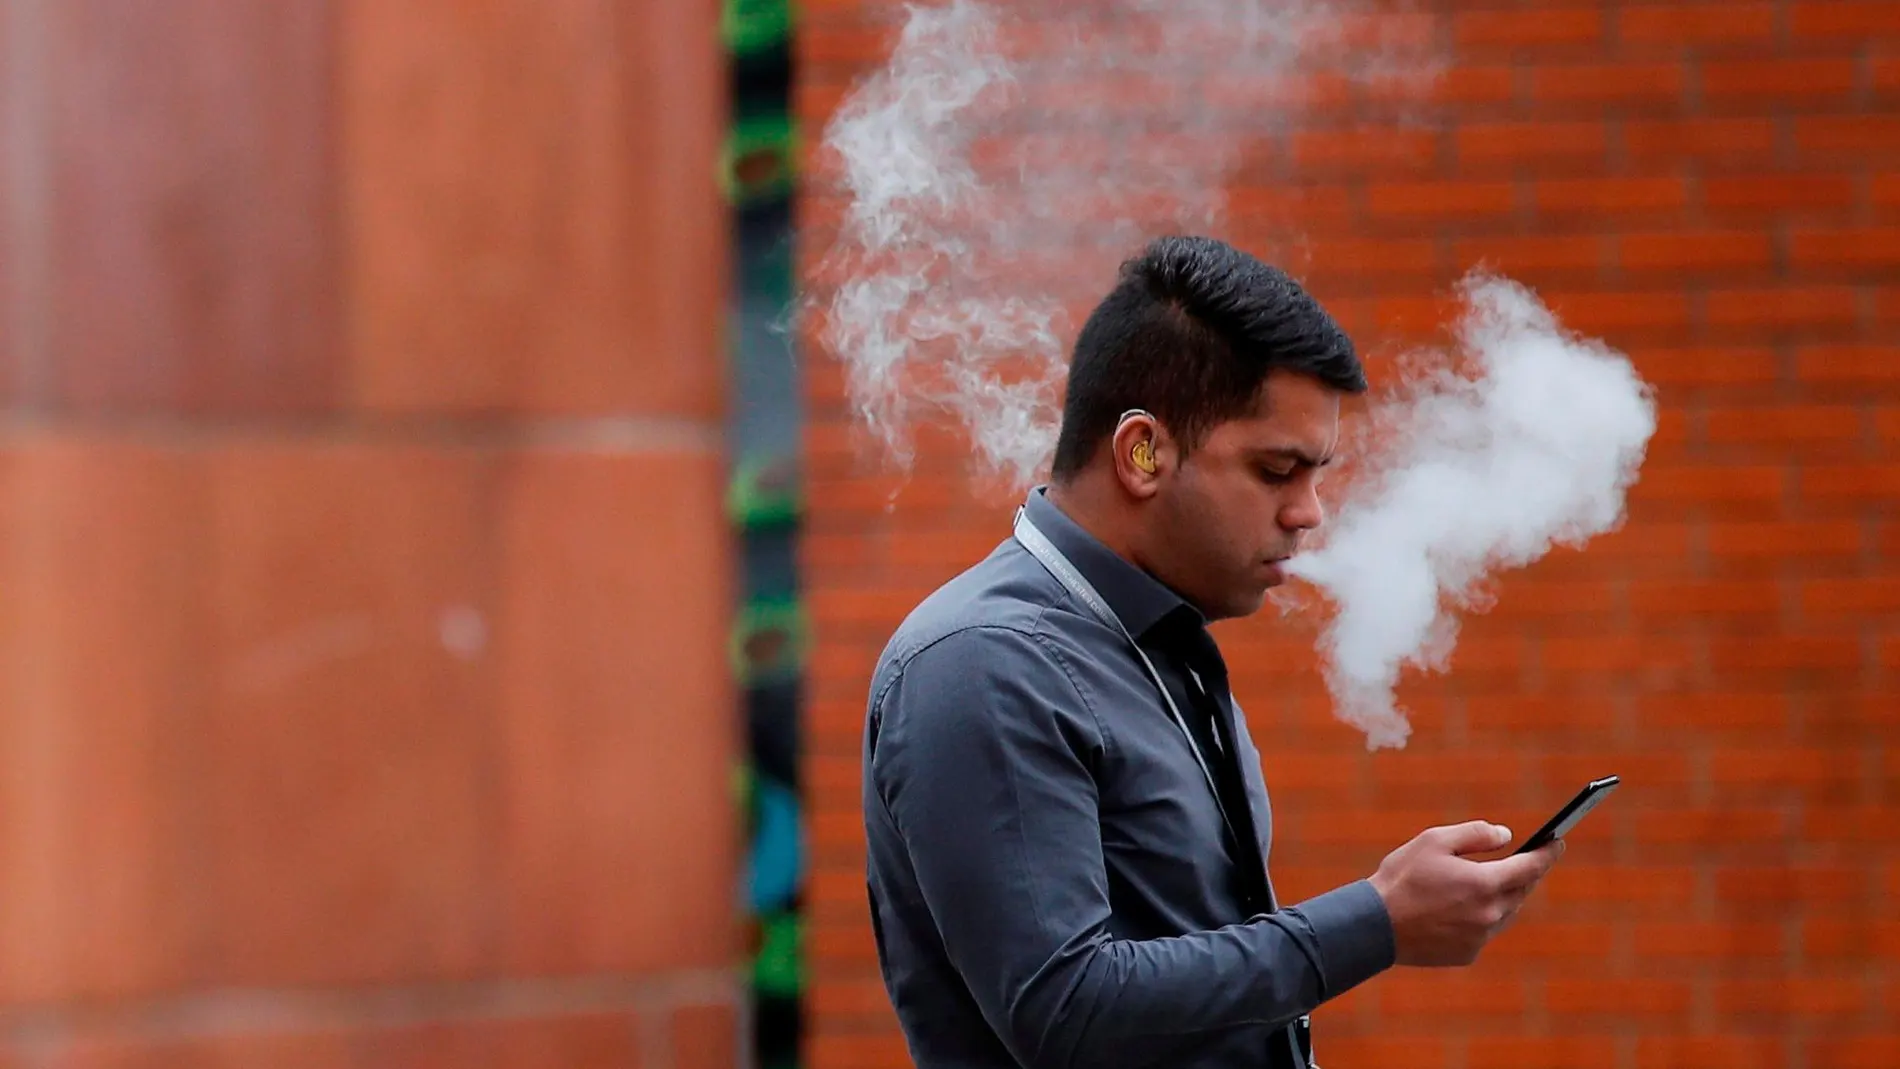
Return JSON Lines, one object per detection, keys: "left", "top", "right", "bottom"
{"left": 1111, "top": 409, "right": 1165, "bottom": 498}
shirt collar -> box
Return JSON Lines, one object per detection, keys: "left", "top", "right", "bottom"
{"left": 1022, "top": 485, "right": 1200, "bottom": 640}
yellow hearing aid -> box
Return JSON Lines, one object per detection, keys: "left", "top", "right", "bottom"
{"left": 1131, "top": 439, "right": 1156, "bottom": 472}
{"left": 1119, "top": 409, "right": 1159, "bottom": 473}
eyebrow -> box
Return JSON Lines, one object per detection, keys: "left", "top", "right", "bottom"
{"left": 1253, "top": 446, "right": 1336, "bottom": 468}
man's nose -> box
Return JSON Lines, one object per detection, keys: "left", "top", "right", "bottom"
{"left": 1281, "top": 482, "right": 1324, "bottom": 532}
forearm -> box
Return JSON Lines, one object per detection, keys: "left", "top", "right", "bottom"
{"left": 1016, "top": 880, "right": 1394, "bottom": 1068}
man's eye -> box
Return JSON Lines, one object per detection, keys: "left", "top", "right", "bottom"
{"left": 1259, "top": 467, "right": 1295, "bottom": 484}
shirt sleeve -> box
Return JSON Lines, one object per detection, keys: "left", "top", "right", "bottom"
{"left": 867, "top": 625, "right": 1395, "bottom": 1069}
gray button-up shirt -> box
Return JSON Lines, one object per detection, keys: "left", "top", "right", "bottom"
{"left": 862, "top": 486, "right": 1396, "bottom": 1069}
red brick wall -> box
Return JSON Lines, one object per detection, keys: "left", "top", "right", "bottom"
{"left": 798, "top": 3, "right": 1900, "bottom": 1068}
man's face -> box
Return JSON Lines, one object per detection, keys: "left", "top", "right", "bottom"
{"left": 1148, "top": 370, "right": 1341, "bottom": 621}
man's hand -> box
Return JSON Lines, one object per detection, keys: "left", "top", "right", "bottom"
{"left": 1366, "top": 821, "right": 1565, "bottom": 967}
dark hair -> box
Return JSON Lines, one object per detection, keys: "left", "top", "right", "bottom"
{"left": 1049, "top": 235, "right": 1366, "bottom": 480}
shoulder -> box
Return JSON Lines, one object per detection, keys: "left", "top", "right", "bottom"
{"left": 872, "top": 537, "right": 1070, "bottom": 695}
{"left": 867, "top": 539, "right": 1107, "bottom": 740}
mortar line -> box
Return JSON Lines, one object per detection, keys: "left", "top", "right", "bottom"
{"left": 0, "top": 968, "right": 741, "bottom": 1048}
{"left": 0, "top": 412, "right": 731, "bottom": 454}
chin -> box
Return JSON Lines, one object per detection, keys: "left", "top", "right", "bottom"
{"left": 1212, "top": 588, "right": 1269, "bottom": 622}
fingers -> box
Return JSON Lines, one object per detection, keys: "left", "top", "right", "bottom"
{"left": 1486, "top": 838, "right": 1566, "bottom": 893}
{"left": 1433, "top": 820, "right": 1515, "bottom": 856}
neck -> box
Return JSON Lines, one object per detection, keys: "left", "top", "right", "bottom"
{"left": 1046, "top": 471, "right": 1149, "bottom": 569}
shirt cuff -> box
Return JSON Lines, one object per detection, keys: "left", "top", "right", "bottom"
{"left": 1283, "top": 878, "right": 1397, "bottom": 999}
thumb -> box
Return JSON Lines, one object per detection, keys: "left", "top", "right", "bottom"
{"left": 1435, "top": 819, "right": 1513, "bottom": 856}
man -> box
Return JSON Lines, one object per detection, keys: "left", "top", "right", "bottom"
{"left": 860, "top": 236, "right": 1564, "bottom": 1069}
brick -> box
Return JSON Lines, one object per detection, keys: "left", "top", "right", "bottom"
{"left": 1549, "top": 865, "right": 1699, "bottom": 907}
{"left": 1795, "top": 117, "right": 1900, "bottom": 158}
{"left": 1632, "top": 465, "right": 1786, "bottom": 503}
{"left": 1802, "top": 806, "right": 1900, "bottom": 842}
{"left": 1635, "top": 693, "right": 1790, "bottom": 734}
{"left": 1291, "top": 126, "right": 1439, "bottom": 174}
{"left": 1313, "top": 1038, "right": 1450, "bottom": 1069}
{"left": 1226, "top": 185, "right": 1357, "bottom": 229}
{"left": 1710, "top": 636, "right": 1862, "bottom": 671}
{"left": 1711, "top": 747, "right": 1859, "bottom": 789}
{"left": 1365, "top": 65, "right": 1516, "bottom": 109}
{"left": 1791, "top": 228, "right": 1900, "bottom": 271}
{"left": 1632, "top": 807, "right": 1787, "bottom": 844}
{"left": 1535, "top": 177, "right": 1688, "bottom": 218}
{"left": 806, "top": 474, "right": 961, "bottom": 517}
{"left": 1367, "top": 751, "right": 1526, "bottom": 793}
{"left": 1811, "top": 693, "right": 1900, "bottom": 741}
{"left": 1326, "top": 9, "right": 1439, "bottom": 52}
{"left": 806, "top": 759, "right": 862, "bottom": 813}
{"left": 1628, "top": 580, "right": 1776, "bottom": 616}
{"left": 1800, "top": 464, "right": 1900, "bottom": 498}
{"left": 1273, "top": 808, "right": 1452, "bottom": 848}
{"left": 808, "top": 976, "right": 899, "bottom": 1019}
{"left": 1544, "top": 635, "right": 1692, "bottom": 672}
{"left": 1716, "top": 978, "right": 1867, "bottom": 1017}
{"left": 1706, "top": 404, "right": 1862, "bottom": 443}
{"left": 1879, "top": 52, "right": 1900, "bottom": 93}
{"left": 1259, "top": 752, "right": 1365, "bottom": 802}
{"left": 1492, "top": 579, "right": 1622, "bottom": 618}
{"left": 1564, "top": 521, "right": 1695, "bottom": 560}
{"left": 1706, "top": 288, "right": 1860, "bottom": 330}
{"left": 1795, "top": 346, "right": 1900, "bottom": 382}
{"left": 1540, "top": 291, "right": 1693, "bottom": 334}
{"left": 1791, "top": 1, "right": 1900, "bottom": 38}
{"left": 1804, "top": 918, "right": 1900, "bottom": 959}
{"left": 1637, "top": 1036, "right": 1787, "bottom": 1069}
{"left": 1702, "top": 58, "right": 1859, "bottom": 101}
{"left": 1455, "top": 121, "right": 1608, "bottom": 166}
{"left": 1545, "top": 752, "right": 1692, "bottom": 790}
{"left": 1808, "top": 1039, "right": 1900, "bottom": 1069}
{"left": 1625, "top": 118, "right": 1776, "bottom": 164}
{"left": 1381, "top": 974, "right": 1529, "bottom": 1016}
{"left": 1300, "top": 238, "right": 1441, "bottom": 286}
{"left": 1530, "top": 62, "right": 1686, "bottom": 106}
{"left": 807, "top": 1032, "right": 914, "bottom": 1069}
{"left": 1709, "top": 520, "right": 1863, "bottom": 557}
{"left": 798, "top": 25, "right": 891, "bottom": 66}
{"left": 1704, "top": 175, "right": 1858, "bottom": 215}
{"left": 1638, "top": 347, "right": 1778, "bottom": 386}
{"left": 1631, "top": 921, "right": 1785, "bottom": 959}
{"left": 1548, "top": 978, "right": 1693, "bottom": 1016}
{"left": 1802, "top": 577, "right": 1900, "bottom": 614}
{"left": 1481, "top": 920, "right": 1618, "bottom": 964}
{"left": 1715, "top": 864, "right": 1866, "bottom": 903}
{"left": 808, "top": 918, "right": 878, "bottom": 967}
{"left": 1620, "top": 231, "right": 1773, "bottom": 275}
{"left": 1455, "top": 8, "right": 1604, "bottom": 52}
{"left": 1365, "top": 180, "right": 1515, "bottom": 220}
{"left": 1465, "top": 694, "right": 1617, "bottom": 735}
{"left": 1470, "top": 1037, "right": 1618, "bottom": 1069}
{"left": 1452, "top": 235, "right": 1604, "bottom": 277}
{"left": 1621, "top": 4, "right": 1777, "bottom": 45}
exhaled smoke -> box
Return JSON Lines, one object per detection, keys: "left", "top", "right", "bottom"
{"left": 1284, "top": 276, "right": 1658, "bottom": 750}
{"left": 808, "top": 0, "right": 1431, "bottom": 487}
{"left": 809, "top": 0, "right": 1656, "bottom": 751}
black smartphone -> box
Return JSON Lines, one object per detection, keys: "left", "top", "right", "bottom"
{"left": 1511, "top": 775, "right": 1620, "bottom": 855}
